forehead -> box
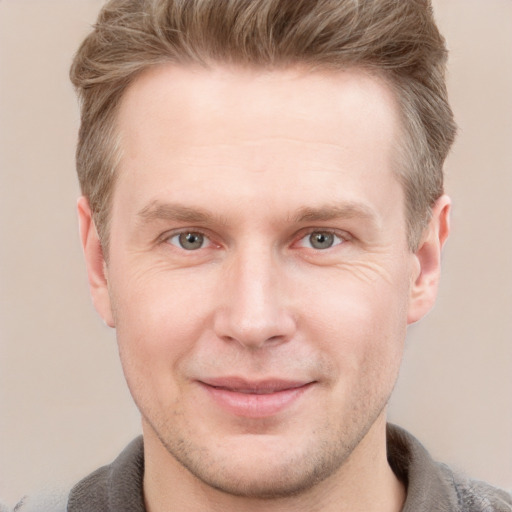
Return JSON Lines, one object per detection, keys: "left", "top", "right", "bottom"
{"left": 117, "top": 63, "right": 400, "bottom": 151}
{"left": 113, "top": 64, "right": 403, "bottom": 224}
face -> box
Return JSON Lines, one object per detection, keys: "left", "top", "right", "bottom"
{"left": 80, "top": 64, "right": 447, "bottom": 499}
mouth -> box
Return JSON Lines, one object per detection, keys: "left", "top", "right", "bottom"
{"left": 197, "top": 377, "right": 315, "bottom": 418}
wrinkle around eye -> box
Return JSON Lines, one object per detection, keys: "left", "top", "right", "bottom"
{"left": 343, "top": 260, "right": 395, "bottom": 285}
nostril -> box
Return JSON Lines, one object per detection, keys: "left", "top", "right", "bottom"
{"left": 267, "top": 335, "right": 285, "bottom": 344}
{"left": 214, "top": 315, "right": 296, "bottom": 350}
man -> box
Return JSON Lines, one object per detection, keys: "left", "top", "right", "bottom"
{"left": 17, "top": 0, "right": 511, "bottom": 510}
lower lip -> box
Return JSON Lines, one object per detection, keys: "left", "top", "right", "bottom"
{"left": 200, "top": 383, "right": 313, "bottom": 418}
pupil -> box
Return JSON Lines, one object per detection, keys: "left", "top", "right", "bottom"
{"left": 311, "top": 232, "right": 333, "bottom": 249}
{"left": 179, "top": 232, "right": 203, "bottom": 249}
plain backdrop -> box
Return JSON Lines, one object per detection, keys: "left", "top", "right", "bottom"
{"left": 0, "top": 0, "right": 511, "bottom": 507}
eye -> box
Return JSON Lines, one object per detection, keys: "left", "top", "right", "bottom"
{"left": 168, "top": 231, "right": 209, "bottom": 250}
{"left": 298, "top": 230, "right": 344, "bottom": 250}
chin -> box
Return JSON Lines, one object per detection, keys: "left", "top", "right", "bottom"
{"left": 150, "top": 420, "right": 366, "bottom": 499}
{"left": 173, "top": 444, "right": 343, "bottom": 499}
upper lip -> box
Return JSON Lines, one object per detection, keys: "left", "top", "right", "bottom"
{"left": 199, "top": 377, "right": 313, "bottom": 394}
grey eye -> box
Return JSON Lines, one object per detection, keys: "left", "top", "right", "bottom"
{"left": 169, "top": 232, "right": 206, "bottom": 250}
{"left": 308, "top": 231, "right": 337, "bottom": 250}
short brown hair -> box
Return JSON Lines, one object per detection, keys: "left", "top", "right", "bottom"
{"left": 70, "top": 0, "right": 456, "bottom": 252}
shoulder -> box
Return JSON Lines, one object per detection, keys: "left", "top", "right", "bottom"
{"left": 11, "top": 488, "right": 68, "bottom": 512}
{"left": 12, "top": 437, "right": 144, "bottom": 512}
{"left": 387, "top": 424, "right": 512, "bottom": 512}
{"left": 445, "top": 468, "right": 512, "bottom": 512}
{"left": 67, "top": 436, "right": 145, "bottom": 511}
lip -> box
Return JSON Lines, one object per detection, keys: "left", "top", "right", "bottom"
{"left": 197, "top": 377, "right": 314, "bottom": 418}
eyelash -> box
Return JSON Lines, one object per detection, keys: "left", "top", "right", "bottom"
{"left": 296, "top": 230, "right": 347, "bottom": 250}
{"left": 161, "top": 228, "right": 351, "bottom": 252}
{"left": 166, "top": 231, "right": 213, "bottom": 251}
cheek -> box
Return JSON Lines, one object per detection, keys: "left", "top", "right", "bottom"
{"left": 110, "top": 269, "right": 216, "bottom": 385}
{"left": 295, "top": 269, "right": 408, "bottom": 369}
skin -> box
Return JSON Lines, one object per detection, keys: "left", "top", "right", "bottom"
{"left": 79, "top": 64, "right": 450, "bottom": 512}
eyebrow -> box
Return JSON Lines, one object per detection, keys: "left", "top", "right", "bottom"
{"left": 137, "top": 200, "right": 379, "bottom": 227}
{"left": 291, "top": 203, "right": 379, "bottom": 225}
{"left": 137, "top": 201, "right": 214, "bottom": 224}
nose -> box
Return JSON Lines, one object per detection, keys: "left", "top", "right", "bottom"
{"left": 213, "top": 245, "right": 296, "bottom": 350}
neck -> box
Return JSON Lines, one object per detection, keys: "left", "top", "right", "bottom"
{"left": 143, "top": 414, "right": 405, "bottom": 512}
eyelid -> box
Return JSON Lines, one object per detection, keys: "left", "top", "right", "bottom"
{"left": 156, "top": 226, "right": 352, "bottom": 250}
{"left": 293, "top": 228, "right": 353, "bottom": 248}
{"left": 159, "top": 228, "right": 216, "bottom": 248}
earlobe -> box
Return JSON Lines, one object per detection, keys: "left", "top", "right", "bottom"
{"left": 407, "top": 195, "right": 451, "bottom": 324}
{"left": 77, "top": 197, "right": 115, "bottom": 327}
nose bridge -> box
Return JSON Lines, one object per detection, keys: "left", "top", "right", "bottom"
{"left": 214, "top": 240, "right": 295, "bottom": 349}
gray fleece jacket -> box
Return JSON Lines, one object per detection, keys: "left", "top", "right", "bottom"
{"left": 13, "top": 425, "right": 512, "bottom": 512}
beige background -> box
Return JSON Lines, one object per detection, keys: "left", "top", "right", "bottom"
{"left": 0, "top": 0, "right": 511, "bottom": 506}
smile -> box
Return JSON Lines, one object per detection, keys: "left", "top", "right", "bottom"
{"left": 198, "top": 378, "right": 314, "bottom": 418}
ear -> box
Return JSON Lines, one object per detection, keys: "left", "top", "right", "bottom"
{"left": 407, "top": 195, "right": 451, "bottom": 324}
{"left": 77, "top": 197, "right": 115, "bottom": 327}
